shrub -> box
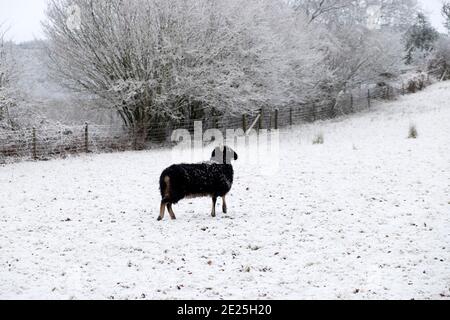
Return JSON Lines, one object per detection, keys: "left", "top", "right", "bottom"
{"left": 313, "top": 133, "right": 324, "bottom": 145}
{"left": 408, "top": 124, "right": 418, "bottom": 139}
{"left": 406, "top": 76, "right": 425, "bottom": 93}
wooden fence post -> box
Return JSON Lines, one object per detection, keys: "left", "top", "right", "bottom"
{"left": 242, "top": 114, "right": 248, "bottom": 133}
{"left": 268, "top": 112, "right": 272, "bottom": 130}
{"left": 258, "top": 109, "right": 263, "bottom": 131}
{"left": 214, "top": 116, "right": 219, "bottom": 129}
{"left": 274, "top": 109, "right": 279, "bottom": 130}
{"left": 32, "top": 127, "right": 37, "bottom": 160}
{"left": 350, "top": 94, "right": 354, "bottom": 112}
{"left": 84, "top": 122, "right": 89, "bottom": 153}
{"left": 289, "top": 108, "right": 293, "bottom": 126}
{"left": 367, "top": 89, "right": 371, "bottom": 109}
{"left": 132, "top": 125, "right": 137, "bottom": 150}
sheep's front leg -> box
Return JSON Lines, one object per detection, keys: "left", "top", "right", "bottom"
{"left": 167, "top": 203, "right": 177, "bottom": 220}
{"left": 157, "top": 201, "right": 166, "bottom": 221}
{"left": 222, "top": 195, "right": 227, "bottom": 214}
{"left": 211, "top": 196, "right": 217, "bottom": 217}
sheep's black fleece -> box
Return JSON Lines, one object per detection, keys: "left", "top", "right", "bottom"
{"left": 160, "top": 162, "right": 234, "bottom": 204}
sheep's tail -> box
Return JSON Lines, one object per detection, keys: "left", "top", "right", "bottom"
{"left": 159, "top": 174, "right": 171, "bottom": 201}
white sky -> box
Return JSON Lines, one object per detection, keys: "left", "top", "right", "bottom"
{"left": 0, "top": 0, "right": 447, "bottom": 43}
{"left": 0, "top": 0, "right": 48, "bottom": 42}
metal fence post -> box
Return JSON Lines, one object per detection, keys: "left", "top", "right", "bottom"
{"left": 367, "top": 89, "right": 371, "bottom": 109}
{"left": 84, "top": 122, "right": 89, "bottom": 153}
{"left": 32, "top": 127, "right": 37, "bottom": 160}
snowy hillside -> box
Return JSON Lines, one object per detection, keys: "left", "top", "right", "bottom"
{"left": 0, "top": 82, "right": 449, "bottom": 300}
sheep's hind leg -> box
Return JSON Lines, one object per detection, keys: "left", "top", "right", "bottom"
{"left": 211, "top": 196, "right": 217, "bottom": 217}
{"left": 222, "top": 195, "right": 227, "bottom": 214}
{"left": 158, "top": 201, "right": 166, "bottom": 221}
{"left": 167, "top": 203, "right": 177, "bottom": 220}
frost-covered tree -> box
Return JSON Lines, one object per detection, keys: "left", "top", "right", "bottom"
{"left": 0, "top": 24, "right": 15, "bottom": 129}
{"left": 374, "top": 0, "right": 418, "bottom": 32}
{"left": 427, "top": 36, "right": 450, "bottom": 80}
{"left": 404, "top": 13, "right": 439, "bottom": 65}
{"left": 44, "top": 0, "right": 323, "bottom": 133}
{"left": 443, "top": 2, "right": 450, "bottom": 34}
{"left": 289, "top": 0, "right": 355, "bottom": 24}
{"left": 291, "top": 0, "right": 411, "bottom": 112}
{"left": 291, "top": 0, "right": 418, "bottom": 30}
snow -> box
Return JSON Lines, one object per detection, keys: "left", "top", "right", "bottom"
{"left": 1, "top": 82, "right": 449, "bottom": 300}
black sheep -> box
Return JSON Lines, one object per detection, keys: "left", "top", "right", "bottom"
{"left": 158, "top": 146, "right": 238, "bottom": 221}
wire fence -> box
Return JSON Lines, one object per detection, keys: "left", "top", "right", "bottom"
{"left": 0, "top": 75, "right": 431, "bottom": 164}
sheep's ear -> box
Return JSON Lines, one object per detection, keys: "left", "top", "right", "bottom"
{"left": 234, "top": 152, "right": 238, "bottom": 161}
{"left": 211, "top": 149, "right": 216, "bottom": 158}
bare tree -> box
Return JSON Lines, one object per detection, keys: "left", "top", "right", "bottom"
{"left": 289, "top": 0, "right": 355, "bottom": 24}
{"left": 292, "top": 0, "right": 418, "bottom": 30}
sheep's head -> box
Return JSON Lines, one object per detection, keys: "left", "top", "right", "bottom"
{"left": 211, "top": 145, "right": 238, "bottom": 164}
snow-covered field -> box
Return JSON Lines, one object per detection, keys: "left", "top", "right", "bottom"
{"left": 1, "top": 82, "right": 449, "bottom": 300}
